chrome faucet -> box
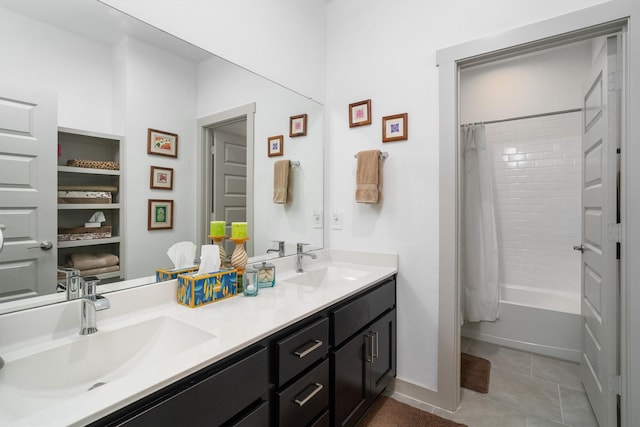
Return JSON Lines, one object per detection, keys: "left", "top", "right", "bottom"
{"left": 57, "top": 268, "right": 82, "bottom": 299}
{"left": 296, "top": 243, "right": 317, "bottom": 273}
{"left": 80, "top": 276, "right": 110, "bottom": 335}
{"left": 267, "top": 240, "right": 286, "bottom": 257}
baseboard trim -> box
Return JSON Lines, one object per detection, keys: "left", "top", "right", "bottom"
{"left": 389, "top": 378, "right": 457, "bottom": 414}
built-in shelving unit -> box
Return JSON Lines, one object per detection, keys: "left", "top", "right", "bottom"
{"left": 57, "top": 127, "right": 125, "bottom": 283}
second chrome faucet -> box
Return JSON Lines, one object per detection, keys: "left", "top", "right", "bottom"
{"left": 296, "top": 243, "right": 317, "bottom": 273}
{"left": 79, "top": 276, "right": 110, "bottom": 335}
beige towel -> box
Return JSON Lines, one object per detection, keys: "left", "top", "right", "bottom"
{"left": 67, "top": 253, "right": 119, "bottom": 271}
{"left": 273, "top": 160, "right": 291, "bottom": 204}
{"left": 355, "top": 150, "right": 382, "bottom": 203}
{"left": 79, "top": 265, "right": 120, "bottom": 277}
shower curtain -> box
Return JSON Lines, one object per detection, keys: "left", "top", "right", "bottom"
{"left": 461, "top": 124, "right": 499, "bottom": 322}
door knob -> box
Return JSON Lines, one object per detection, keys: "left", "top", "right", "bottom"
{"left": 28, "top": 241, "right": 53, "bottom": 250}
{"left": 573, "top": 244, "right": 585, "bottom": 252}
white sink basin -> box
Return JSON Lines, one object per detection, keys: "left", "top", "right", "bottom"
{"left": 0, "top": 316, "right": 215, "bottom": 397}
{"left": 285, "top": 265, "right": 370, "bottom": 287}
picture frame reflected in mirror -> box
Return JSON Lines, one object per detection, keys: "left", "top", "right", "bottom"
{"left": 148, "top": 199, "right": 174, "bottom": 230}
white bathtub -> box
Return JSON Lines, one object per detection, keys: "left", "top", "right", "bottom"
{"left": 462, "top": 284, "right": 581, "bottom": 362}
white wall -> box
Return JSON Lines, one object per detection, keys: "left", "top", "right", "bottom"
{"left": 101, "top": 0, "right": 327, "bottom": 103}
{"left": 460, "top": 42, "right": 592, "bottom": 123}
{"left": 197, "top": 56, "right": 324, "bottom": 256}
{"left": 0, "top": 6, "right": 113, "bottom": 133}
{"left": 120, "top": 37, "right": 198, "bottom": 278}
{"left": 325, "top": 0, "right": 610, "bottom": 392}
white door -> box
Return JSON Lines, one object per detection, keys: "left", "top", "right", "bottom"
{"left": 0, "top": 86, "right": 57, "bottom": 301}
{"left": 580, "top": 35, "right": 620, "bottom": 427}
{"left": 213, "top": 129, "right": 247, "bottom": 256}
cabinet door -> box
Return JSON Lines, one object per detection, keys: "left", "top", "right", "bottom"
{"left": 369, "top": 309, "right": 396, "bottom": 399}
{"left": 332, "top": 329, "right": 371, "bottom": 427}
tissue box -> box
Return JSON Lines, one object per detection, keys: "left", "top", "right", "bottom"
{"left": 177, "top": 268, "right": 238, "bottom": 308}
{"left": 156, "top": 265, "right": 200, "bottom": 282}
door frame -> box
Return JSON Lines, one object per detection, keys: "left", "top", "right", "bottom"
{"left": 436, "top": 1, "right": 640, "bottom": 425}
{"left": 196, "top": 103, "right": 255, "bottom": 256}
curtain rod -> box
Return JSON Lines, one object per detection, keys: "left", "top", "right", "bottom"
{"left": 460, "top": 108, "right": 582, "bottom": 127}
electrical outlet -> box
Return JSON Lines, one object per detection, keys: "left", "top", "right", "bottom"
{"left": 331, "top": 211, "right": 343, "bottom": 230}
{"left": 312, "top": 208, "right": 322, "bottom": 229}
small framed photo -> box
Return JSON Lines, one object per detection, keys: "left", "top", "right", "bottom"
{"left": 147, "top": 128, "right": 178, "bottom": 158}
{"left": 289, "top": 114, "right": 307, "bottom": 137}
{"left": 268, "top": 135, "right": 284, "bottom": 157}
{"left": 382, "top": 113, "right": 408, "bottom": 142}
{"left": 349, "top": 99, "right": 372, "bottom": 127}
{"left": 150, "top": 166, "right": 173, "bottom": 190}
{"left": 148, "top": 199, "right": 174, "bottom": 230}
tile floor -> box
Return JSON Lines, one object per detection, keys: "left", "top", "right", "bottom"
{"left": 389, "top": 338, "right": 599, "bottom": 427}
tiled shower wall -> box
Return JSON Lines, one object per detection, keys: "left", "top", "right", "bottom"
{"left": 485, "top": 112, "right": 581, "bottom": 295}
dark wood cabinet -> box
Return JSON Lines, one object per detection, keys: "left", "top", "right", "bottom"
{"left": 331, "top": 278, "right": 397, "bottom": 427}
{"left": 92, "top": 276, "right": 396, "bottom": 427}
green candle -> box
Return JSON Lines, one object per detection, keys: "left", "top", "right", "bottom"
{"left": 210, "top": 221, "right": 225, "bottom": 237}
{"left": 231, "top": 222, "right": 247, "bottom": 239}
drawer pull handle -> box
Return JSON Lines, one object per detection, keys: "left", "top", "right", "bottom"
{"left": 294, "top": 340, "right": 323, "bottom": 358}
{"left": 293, "top": 382, "right": 323, "bottom": 407}
{"left": 372, "top": 331, "right": 379, "bottom": 359}
{"left": 366, "top": 333, "right": 374, "bottom": 363}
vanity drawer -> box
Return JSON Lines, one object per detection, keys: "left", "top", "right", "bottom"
{"left": 276, "top": 359, "right": 329, "bottom": 427}
{"left": 231, "top": 400, "right": 269, "bottom": 427}
{"left": 331, "top": 278, "right": 395, "bottom": 346}
{"left": 106, "top": 345, "right": 268, "bottom": 427}
{"left": 277, "top": 317, "right": 329, "bottom": 386}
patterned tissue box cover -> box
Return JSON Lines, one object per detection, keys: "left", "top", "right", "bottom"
{"left": 177, "top": 268, "right": 238, "bottom": 308}
{"left": 155, "top": 266, "right": 200, "bottom": 282}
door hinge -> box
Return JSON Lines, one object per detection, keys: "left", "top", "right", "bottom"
{"left": 608, "top": 71, "right": 622, "bottom": 91}
{"left": 608, "top": 223, "right": 622, "bottom": 243}
{"left": 608, "top": 374, "right": 622, "bottom": 395}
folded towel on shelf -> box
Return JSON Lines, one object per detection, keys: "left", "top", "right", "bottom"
{"left": 78, "top": 265, "right": 120, "bottom": 277}
{"left": 273, "top": 160, "right": 291, "bottom": 204}
{"left": 58, "top": 185, "right": 118, "bottom": 192}
{"left": 355, "top": 150, "right": 382, "bottom": 204}
{"left": 67, "top": 252, "right": 119, "bottom": 271}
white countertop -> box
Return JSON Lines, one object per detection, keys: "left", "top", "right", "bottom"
{"left": 0, "top": 249, "right": 397, "bottom": 426}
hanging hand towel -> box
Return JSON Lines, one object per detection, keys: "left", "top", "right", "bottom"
{"left": 273, "top": 160, "right": 290, "bottom": 204}
{"left": 355, "top": 150, "right": 382, "bottom": 204}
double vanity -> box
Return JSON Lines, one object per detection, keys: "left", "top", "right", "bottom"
{"left": 0, "top": 249, "right": 397, "bottom": 426}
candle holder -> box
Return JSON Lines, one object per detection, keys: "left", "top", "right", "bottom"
{"left": 230, "top": 237, "right": 249, "bottom": 292}
{"left": 208, "top": 235, "right": 227, "bottom": 265}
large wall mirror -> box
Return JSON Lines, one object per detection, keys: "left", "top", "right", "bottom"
{"left": 0, "top": 0, "right": 323, "bottom": 314}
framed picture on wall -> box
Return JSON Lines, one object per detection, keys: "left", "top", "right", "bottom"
{"left": 289, "top": 114, "right": 307, "bottom": 137}
{"left": 349, "top": 99, "right": 372, "bottom": 127}
{"left": 148, "top": 199, "right": 174, "bottom": 230}
{"left": 268, "top": 135, "right": 284, "bottom": 157}
{"left": 382, "top": 113, "right": 408, "bottom": 142}
{"left": 150, "top": 166, "right": 173, "bottom": 190}
{"left": 147, "top": 128, "right": 178, "bottom": 158}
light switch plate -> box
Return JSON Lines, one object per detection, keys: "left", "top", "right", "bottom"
{"left": 331, "top": 211, "right": 343, "bottom": 230}
{"left": 312, "top": 208, "right": 322, "bottom": 229}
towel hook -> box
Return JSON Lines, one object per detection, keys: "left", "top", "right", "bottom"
{"left": 290, "top": 160, "right": 300, "bottom": 167}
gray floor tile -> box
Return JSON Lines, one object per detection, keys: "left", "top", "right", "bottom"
{"left": 560, "top": 386, "right": 598, "bottom": 427}
{"left": 434, "top": 389, "right": 527, "bottom": 427}
{"left": 526, "top": 414, "right": 567, "bottom": 427}
{"left": 532, "top": 354, "right": 582, "bottom": 390}
{"left": 466, "top": 339, "right": 532, "bottom": 376}
{"left": 489, "top": 364, "right": 563, "bottom": 422}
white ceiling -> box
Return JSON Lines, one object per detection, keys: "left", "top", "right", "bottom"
{"left": 0, "top": 0, "right": 211, "bottom": 62}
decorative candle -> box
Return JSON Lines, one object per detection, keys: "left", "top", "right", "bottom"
{"left": 209, "top": 221, "right": 226, "bottom": 237}
{"left": 231, "top": 222, "right": 247, "bottom": 239}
